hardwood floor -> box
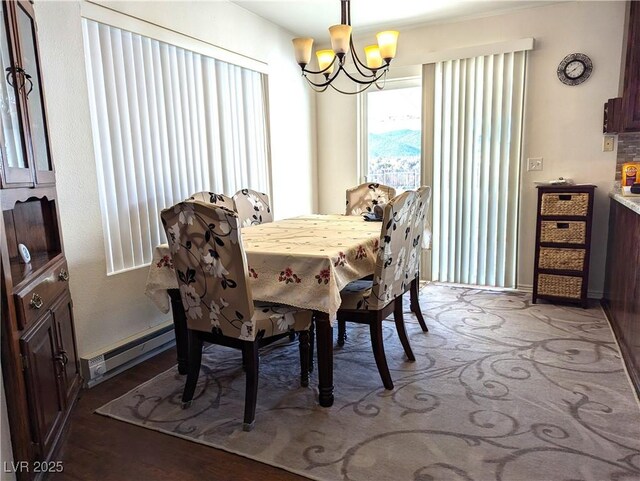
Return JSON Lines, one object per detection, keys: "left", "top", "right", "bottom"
{"left": 50, "top": 348, "right": 308, "bottom": 481}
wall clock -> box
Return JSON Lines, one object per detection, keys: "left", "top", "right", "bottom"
{"left": 557, "top": 53, "right": 593, "bottom": 86}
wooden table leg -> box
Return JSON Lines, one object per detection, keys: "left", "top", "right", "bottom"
{"left": 168, "top": 289, "right": 189, "bottom": 375}
{"left": 314, "top": 312, "right": 334, "bottom": 407}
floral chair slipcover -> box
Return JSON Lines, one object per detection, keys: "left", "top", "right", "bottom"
{"left": 406, "top": 186, "right": 432, "bottom": 281}
{"left": 161, "top": 201, "right": 312, "bottom": 431}
{"left": 337, "top": 190, "right": 418, "bottom": 390}
{"left": 403, "top": 186, "right": 432, "bottom": 332}
{"left": 340, "top": 190, "right": 418, "bottom": 311}
{"left": 345, "top": 183, "right": 397, "bottom": 216}
{"left": 233, "top": 189, "right": 273, "bottom": 226}
{"left": 188, "top": 191, "right": 236, "bottom": 211}
{"left": 161, "top": 201, "right": 311, "bottom": 340}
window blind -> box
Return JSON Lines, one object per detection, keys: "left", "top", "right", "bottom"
{"left": 81, "top": 19, "right": 270, "bottom": 275}
{"left": 431, "top": 51, "right": 526, "bottom": 288}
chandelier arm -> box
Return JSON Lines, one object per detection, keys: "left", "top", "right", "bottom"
{"left": 306, "top": 79, "right": 330, "bottom": 93}
{"left": 374, "top": 70, "right": 388, "bottom": 90}
{"left": 338, "top": 64, "right": 388, "bottom": 85}
{"left": 328, "top": 81, "right": 376, "bottom": 95}
{"left": 301, "top": 69, "right": 342, "bottom": 88}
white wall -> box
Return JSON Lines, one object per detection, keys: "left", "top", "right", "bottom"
{"left": 316, "top": 1, "right": 625, "bottom": 296}
{"left": 33, "top": 0, "right": 316, "bottom": 356}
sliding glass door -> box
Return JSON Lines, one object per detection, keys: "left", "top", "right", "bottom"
{"left": 428, "top": 51, "right": 526, "bottom": 288}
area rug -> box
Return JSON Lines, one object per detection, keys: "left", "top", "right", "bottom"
{"left": 97, "top": 284, "right": 640, "bottom": 481}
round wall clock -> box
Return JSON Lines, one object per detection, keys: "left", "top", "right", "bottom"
{"left": 557, "top": 53, "right": 593, "bottom": 86}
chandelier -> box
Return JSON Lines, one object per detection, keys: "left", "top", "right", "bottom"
{"left": 292, "top": 0, "right": 399, "bottom": 95}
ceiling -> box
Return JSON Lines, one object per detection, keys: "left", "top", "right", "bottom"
{"left": 231, "top": 0, "right": 557, "bottom": 39}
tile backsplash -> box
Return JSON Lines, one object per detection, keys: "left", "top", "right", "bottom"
{"left": 616, "top": 132, "right": 640, "bottom": 181}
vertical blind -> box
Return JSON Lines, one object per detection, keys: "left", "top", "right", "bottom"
{"left": 82, "top": 19, "right": 270, "bottom": 275}
{"left": 431, "top": 51, "right": 526, "bottom": 288}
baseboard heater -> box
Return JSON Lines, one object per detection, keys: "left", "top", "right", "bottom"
{"left": 80, "top": 321, "right": 175, "bottom": 388}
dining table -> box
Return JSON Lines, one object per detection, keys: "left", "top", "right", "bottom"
{"left": 145, "top": 214, "right": 382, "bottom": 407}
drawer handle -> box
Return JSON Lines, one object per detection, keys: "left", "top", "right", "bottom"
{"left": 556, "top": 223, "right": 570, "bottom": 229}
{"left": 58, "top": 269, "right": 69, "bottom": 282}
{"left": 29, "top": 293, "right": 43, "bottom": 310}
{"left": 558, "top": 194, "right": 572, "bottom": 201}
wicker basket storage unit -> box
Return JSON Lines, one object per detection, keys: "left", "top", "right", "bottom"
{"left": 540, "top": 221, "right": 586, "bottom": 244}
{"left": 537, "top": 274, "right": 583, "bottom": 299}
{"left": 533, "top": 185, "right": 595, "bottom": 308}
{"left": 538, "top": 247, "right": 586, "bottom": 271}
{"left": 540, "top": 192, "right": 589, "bottom": 216}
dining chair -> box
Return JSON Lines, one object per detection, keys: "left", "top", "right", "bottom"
{"left": 404, "top": 186, "right": 432, "bottom": 332}
{"left": 160, "top": 200, "right": 312, "bottom": 431}
{"left": 336, "top": 190, "right": 418, "bottom": 390}
{"left": 345, "top": 182, "right": 396, "bottom": 216}
{"left": 233, "top": 189, "right": 273, "bottom": 226}
{"left": 188, "top": 191, "right": 236, "bottom": 211}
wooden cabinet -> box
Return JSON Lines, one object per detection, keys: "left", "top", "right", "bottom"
{"left": 532, "top": 185, "right": 596, "bottom": 308}
{"left": 0, "top": 1, "right": 80, "bottom": 479}
{"left": 622, "top": 1, "right": 640, "bottom": 132}
{"left": 602, "top": 199, "right": 640, "bottom": 394}
{"left": 605, "top": 1, "right": 640, "bottom": 133}
{"left": 19, "top": 293, "right": 79, "bottom": 460}
{"left": 0, "top": 0, "right": 54, "bottom": 188}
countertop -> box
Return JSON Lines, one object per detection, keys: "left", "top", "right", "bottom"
{"left": 610, "top": 188, "right": 640, "bottom": 215}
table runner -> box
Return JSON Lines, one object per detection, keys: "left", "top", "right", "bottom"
{"left": 145, "top": 215, "right": 381, "bottom": 322}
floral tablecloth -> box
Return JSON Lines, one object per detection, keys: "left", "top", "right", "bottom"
{"left": 145, "top": 215, "right": 382, "bottom": 322}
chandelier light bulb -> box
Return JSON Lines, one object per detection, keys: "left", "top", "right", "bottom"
{"left": 329, "top": 24, "right": 352, "bottom": 56}
{"left": 292, "top": 38, "right": 314, "bottom": 67}
{"left": 316, "top": 49, "right": 336, "bottom": 75}
{"left": 376, "top": 30, "right": 399, "bottom": 62}
{"left": 364, "top": 45, "right": 383, "bottom": 70}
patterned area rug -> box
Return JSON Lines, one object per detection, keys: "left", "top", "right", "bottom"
{"left": 97, "top": 284, "right": 640, "bottom": 481}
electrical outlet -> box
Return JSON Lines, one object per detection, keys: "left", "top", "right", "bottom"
{"left": 603, "top": 135, "right": 615, "bottom": 152}
{"left": 527, "top": 157, "right": 543, "bottom": 171}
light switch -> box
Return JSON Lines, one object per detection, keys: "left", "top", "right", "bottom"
{"left": 603, "top": 135, "right": 615, "bottom": 152}
{"left": 527, "top": 157, "right": 543, "bottom": 171}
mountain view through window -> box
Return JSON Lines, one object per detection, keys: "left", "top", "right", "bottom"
{"left": 366, "top": 86, "right": 421, "bottom": 192}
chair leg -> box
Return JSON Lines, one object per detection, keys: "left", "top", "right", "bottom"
{"left": 308, "top": 320, "right": 315, "bottom": 373}
{"left": 298, "top": 330, "right": 310, "bottom": 387}
{"left": 182, "top": 331, "right": 203, "bottom": 408}
{"left": 242, "top": 341, "right": 260, "bottom": 432}
{"left": 394, "top": 297, "right": 415, "bottom": 361}
{"left": 337, "top": 319, "right": 347, "bottom": 346}
{"left": 370, "top": 314, "right": 394, "bottom": 390}
{"left": 410, "top": 278, "right": 428, "bottom": 332}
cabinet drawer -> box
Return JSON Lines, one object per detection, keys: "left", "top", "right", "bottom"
{"left": 540, "top": 192, "right": 589, "bottom": 216}
{"left": 537, "top": 274, "right": 583, "bottom": 299}
{"left": 14, "top": 260, "right": 70, "bottom": 330}
{"left": 540, "top": 221, "right": 586, "bottom": 244}
{"left": 538, "top": 247, "right": 586, "bottom": 271}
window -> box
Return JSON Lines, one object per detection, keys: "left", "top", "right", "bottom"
{"left": 361, "top": 79, "right": 422, "bottom": 192}
{"left": 82, "top": 19, "right": 270, "bottom": 275}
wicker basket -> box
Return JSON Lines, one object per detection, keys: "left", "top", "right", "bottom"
{"left": 537, "top": 274, "right": 583, "bottom": 299}
{"left": 538, "top": 247, "right": 585, "bottom": 270}
{"left": 540, "top": 193, "right": 589, "bottom": 216}
{"left": 540, "top": 221, "right": 586, "bottom": 244}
